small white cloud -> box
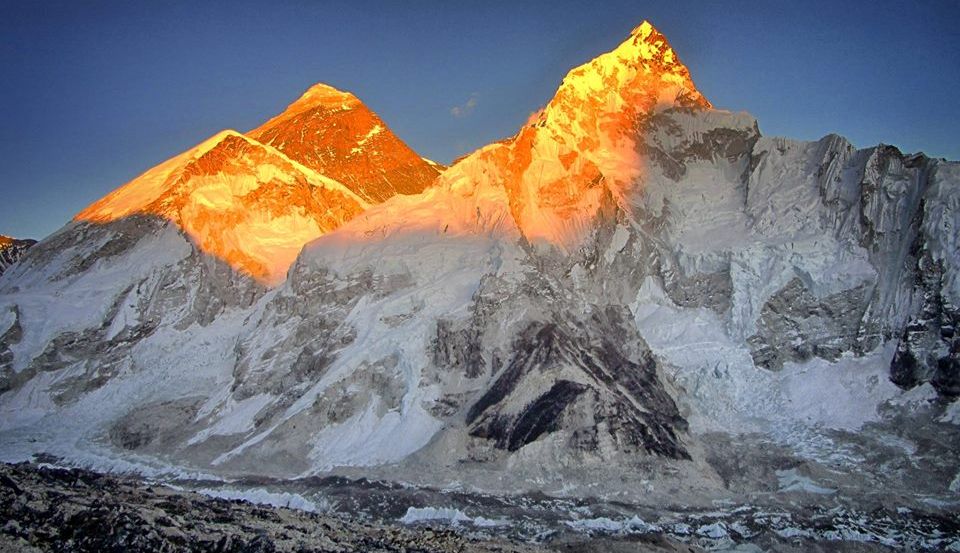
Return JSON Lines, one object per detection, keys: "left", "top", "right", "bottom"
{"left": 450, "top": 93, "right": 479, "bottom": 118}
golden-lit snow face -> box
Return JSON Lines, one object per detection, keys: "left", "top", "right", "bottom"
{"left": 76, "top": 132, "right": 368, "bottom": 285}
{"left": 74, "top": 21, "right": 709, "bottom": 283}
{"left": 439, "top": 21, "right": 710, "bottom": 249}
{"left": 75, "top": 82, "right": 444, "bottom": 286}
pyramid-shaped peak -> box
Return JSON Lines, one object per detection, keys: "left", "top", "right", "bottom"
{"left": 614, "top": 20, "right": 686, "bottom": 69}
{"left": 547, "top": 19, "right": 710, "bottom": 115}
{"left": 248, "top": 82, "right": 441, "bottom": 203}
{"left": 630, "top": 20, "right": 657, "bottom": 40}
{"left": 287, "top": 82, "right": 362, "bottom": 113}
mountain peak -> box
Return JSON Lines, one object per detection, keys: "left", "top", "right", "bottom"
{"left": 552, "top": 20, "right": 709, "bottom": 111}
{"left": 285, "top": 83, "right": 362, "bottom": 115}
{"left": 75, "top": 128, "right": 367, "bottom": 284}
{"left": 434, "top": 21, "right": 712, "bottom": 250}
{"left": 249, "top": 84, "right": 440, "bottom": 203}
{"left": 629, "top": 20, "right": 656, "bottom": 40}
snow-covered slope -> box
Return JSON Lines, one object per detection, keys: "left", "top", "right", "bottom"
{"left": 0, "top": 21, "right": 957, "bottom": 504}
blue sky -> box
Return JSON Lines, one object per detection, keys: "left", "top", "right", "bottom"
{"left": 1, "top": 0, "right": 958, "bottom": 239}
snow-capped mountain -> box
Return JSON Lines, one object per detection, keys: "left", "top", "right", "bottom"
{"left": 75, "top": 130, "right": 368, "bottom": 285}
{"left": 0, "top": 236, "right": 36, "bottom": 276}
{"left": 0, "top": 21, "right": 957, "bottom": 504}
{"left": 248, "top": 83, "right": 442, "bottom": 203}
{"left": 70, "top": 84, "right": 439, "bottom": 285}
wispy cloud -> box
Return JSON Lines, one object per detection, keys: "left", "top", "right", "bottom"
{"left": 450, "top": 93, "right": 479, "bottom": 118}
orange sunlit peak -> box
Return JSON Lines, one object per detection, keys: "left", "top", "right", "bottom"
{"left": 630, "top": 20, "right": 656, "bottom": 40}
{"left": 286, "top": 82, "right": 362, "bottom": 114}
{"left": 430, "top": 20, "right": 714, "bottom": 251}
{"left": 70, "top": 20, "right": 710, "bottom": 286}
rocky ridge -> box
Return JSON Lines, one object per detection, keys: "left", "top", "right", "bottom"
{"left": 0, "top": 236, "right": 36, "bottom": 276}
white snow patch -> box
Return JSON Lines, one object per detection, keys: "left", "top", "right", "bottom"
{"left": 564, "top": 516, "right": 657, "bottom": 534}
{"left": 776, "top": 526, "right": 815, "bottom": 539}
{"left": 196, "top": 487, "right": 323, "bottom": 513}
{"left": 777, "top": 345, "right": 900, "bottom": 430}
{"left": 603, "top": 224, "right": 631, "bottom": 264}
{"left": 0, "top": 306, "right": 15, "bottom": 337}
{"left": 187, "top": 393, "right": 275, "bottom": 445}
{"left": 696, "top": 521, "right": 728, "bottom": 539}
{"left": 399, "top": 507, "right": 509, "bottom": 527}
{"left": 889, "top": 382, "right": 938, "bottom": 410}
{"left": 350, "top": 124, "right": 383, "bottom": 154}
{"left": 939, "top": 398, "right": 960, "bottom": 424}
{"left": 776, "top": 469, "right": 835, "bottom": 495}
{"left": 302, "top": 400, "right": 442, "bottom": 471}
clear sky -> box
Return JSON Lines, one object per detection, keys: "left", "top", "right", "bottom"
{"left": 1, "top": 0, "right": 958, "bottom": 240}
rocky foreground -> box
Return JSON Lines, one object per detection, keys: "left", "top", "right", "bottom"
{"left": 0, "top": 463, "right": 700, "bottom": 553}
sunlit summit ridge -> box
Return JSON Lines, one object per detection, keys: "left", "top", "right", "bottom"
{"left": 75, "top": 21, "right": 710, "bottom": 282}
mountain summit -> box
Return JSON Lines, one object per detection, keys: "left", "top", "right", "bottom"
{"left": 424, "top": 20, "right": 711, "bottom": 249}
{"left": 249, "top": 83, "right": 441, "bottom": 203}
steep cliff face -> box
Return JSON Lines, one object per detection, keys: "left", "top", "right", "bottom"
{"left": 628, "top": 108, "right": 960, "bottom": 423}
{"left": 248, "top": 83, "right": 441, "bottom": 203}
{"left": 0, "top": 21, "right": 957, "bottom": 502}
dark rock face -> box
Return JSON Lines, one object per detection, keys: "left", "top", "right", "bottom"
{"left": 0, "top": 306, "right": 23, "bottom": 394}
{"left": 662, "top": 269, "right": 732, "bottom": 316}
{"left": 847, "top": 148, "right": 959, "bottom": 393}
{"left": 643, "top": 109, "right": 761, "bottom": 182}
{"left": 108, "top": 398, "right": 203, "bottom": 452}
{"left": 747, "top": 278, "right": 873, "bottom": 370}
{"left": 890, "top": 253, "right": 960, "bottom": 396}
{"left": 433, "top": 318, "right": 485, "bottom": 379}
{"left": 466, "top": 308, "right": 689, "bottom": 460}
{"left": 0, "top": 236, "right": 36, "bottom": 276}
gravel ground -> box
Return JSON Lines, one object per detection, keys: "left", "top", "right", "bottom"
{"left": 0, "top": 462, "right": 701, "bottom": 553}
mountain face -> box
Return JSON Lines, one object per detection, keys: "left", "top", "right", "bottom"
{"left": 71, "top": 84, "right": 438, "bottom": 285}
{"left": 248, "top": 83, "right": 441, "bottom": 203}
{"left": 438, "top": 22, "right": 711, "bottom": 250}
{"left": 0, "top": 236, "right": 36, "bottom": 276}
{"left": 76, "top": 131, "right": 368, "bottom": 285}
{"left": 0, "top": 21, "right": 958, "bottom": 504}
